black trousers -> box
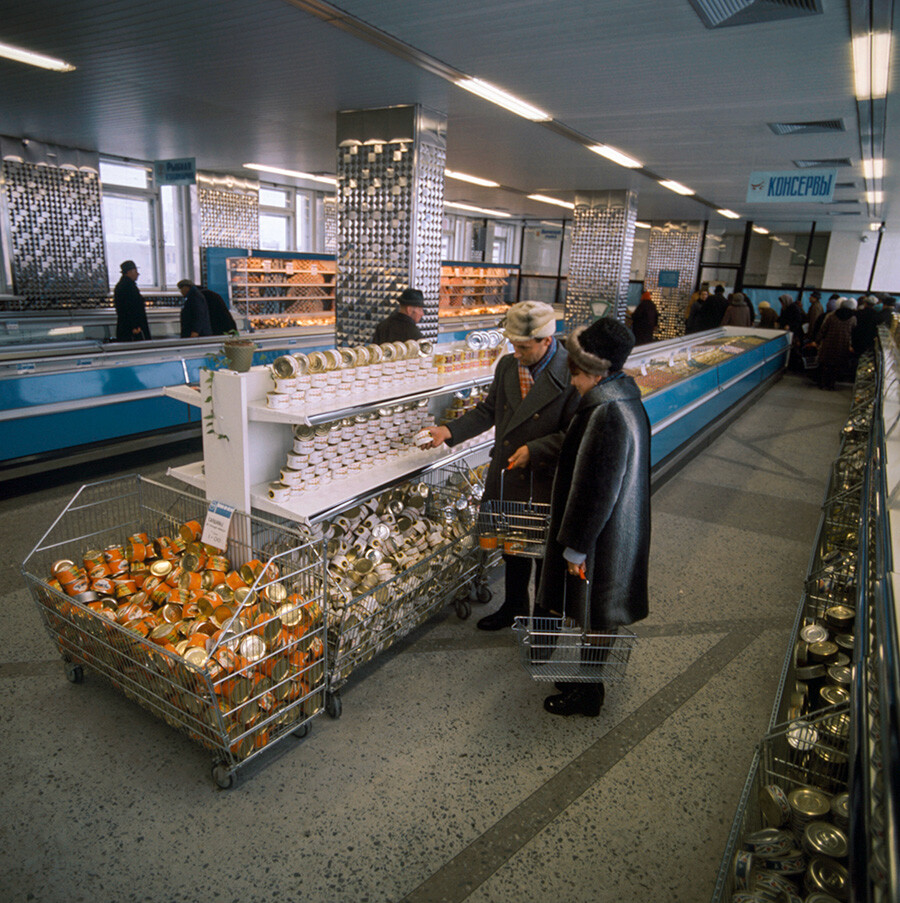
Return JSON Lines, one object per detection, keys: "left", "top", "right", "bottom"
{"left": 503, "top": 554, "right": 542, "bottom": 613}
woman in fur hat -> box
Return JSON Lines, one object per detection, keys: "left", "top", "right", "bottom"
{"left": 535, "top": 317, "right": 651, "bottom": 717}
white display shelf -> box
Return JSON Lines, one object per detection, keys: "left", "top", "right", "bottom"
{"left": 169, "top": 437, "right": 491, "bottom": 525}
{"left": 162, "top": 384, "right": 203, "bottom": 408}
{"left": 248, "top": 367, "right": 496, "bottom": 425}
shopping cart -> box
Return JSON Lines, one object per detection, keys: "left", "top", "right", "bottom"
{"left": 21, "top": 475, "right": 328, "bottom": 789}
{"left": 511, "top": 577, "right": 636, "bottom": 684}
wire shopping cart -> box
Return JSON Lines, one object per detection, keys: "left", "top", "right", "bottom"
{"left": 512, "top": 577, "right": 637, "bottom": 684}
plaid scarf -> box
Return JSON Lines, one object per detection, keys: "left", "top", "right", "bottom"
{"left": 516, "top": 337, "right": 556, "bottom": 399}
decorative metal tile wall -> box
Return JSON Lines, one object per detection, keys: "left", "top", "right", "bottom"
{"left": 644, "top": 223, "right": 703, "bottom": 341}
{"left": 323, "top": 196, "right": 337, "bottom": 254}
{"left": 335, "top": 106, "right": 446, "bottom": 346}
{"left": 1, "top": 160, "right": 108, "bottom": 307}
{"left": 198, "top": 174, "right": 259, "bottom": 249}
{"left": 566, "top": 190, "right": 637, "bottom": 330}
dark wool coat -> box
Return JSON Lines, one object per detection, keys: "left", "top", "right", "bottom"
{"left": 201, "top": 288, "right": 237, "bottom": 336}
{"left": 446, "top": 345, "right": 579, "bottom": 504}
{"left": 630, "top": 299, "right": 658, "bottom": 345}
{"left": 180, "top": 285, "right": 212, "bottom": 338}
{"left": 536, "top": 374, "right": 650, "bottom": 630}
{"left": 373, "top": 310, "right": 422, "bottom": 343}
{"left": 817, "top": 308, "right": 857, "bottom": 367}
{"left": 721, "top": 298, "right": 751, "bottom": 328}
{"left": 114, "top": 275, "right": 151, "bottom": 341}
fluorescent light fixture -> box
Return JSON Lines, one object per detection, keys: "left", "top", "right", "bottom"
{"left": 444, "top": 201, "right": 511, "bottom": 218}
{"left": 588, "top": 144, "right": 642, "bottom": 169}
{"left": 455, "top": 77, "right": 551, "bottom": 121}
{"left": 658, "top": 179, "right": 694, "bottom": 196}
{"left": 865, "top": 190, "right": 885, "bottom": 203}
{"left": 635, "top": 221, "right": 651, "bottom": 229}
{"left": 862, "top": 158, "right": 885, "bottom": 179}
{"left": 445, "top": 169, "right": 500, "bottom": 188}
{"left": 869, "top": 222, "right": 883, "bottom": 231}
{"left": 243, "top": 163, "right": 337, "bottom": 186}
{"left": 852, "top": 31, "right": 892, "bottom": 99}
{"left": 527, "top": 193, "right": 575, "bottom": 210}
{"left": 752, "top": 226, "right": 770, "bottom": 235}
{"left": 0, "top": 40, "right": 75, "bottom": 71}
{"left": 716, "top": 208, "right": 740, "bottom": 219}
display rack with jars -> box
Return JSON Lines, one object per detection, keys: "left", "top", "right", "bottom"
{"left": 439, "top": 263, "right": 518, "bottom": 320}
{"left": 228, "top": 254, "right": 337, "bottom": 330}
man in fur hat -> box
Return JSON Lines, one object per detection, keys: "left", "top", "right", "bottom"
{"left": 426, "top": 301, "right": 579, "bottom": 630}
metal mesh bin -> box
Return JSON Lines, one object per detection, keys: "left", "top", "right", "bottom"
{"left": 21, "top": 475, "right": 327, "bottom": 789}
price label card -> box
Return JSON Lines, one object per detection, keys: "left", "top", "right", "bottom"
{"left": 285, "top": 261, "right": 293, "bottom": 273}
{"left": 262, "top": 259, "right": 272, "bottom": 270}
{"left": 310, "top": 264, "right": 318, "bottom": 276}
{"left": 201, "top": 501, "right": 236, "bottom": 550}
{"left": 640, "top": 363, "right": 648, "bottom": 376}
{"left": 668, "top": 353, "right": 675, "bottom": 367}
{"left": 17, "top": 361, "right": 35, "bottom": 373}
{"left": 76, "top": 359, "right": 93, "bottom": 368}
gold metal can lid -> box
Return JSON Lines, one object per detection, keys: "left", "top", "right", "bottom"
{"left": 262, "top": 582, "right": 287, "bottom": 603}
{"left": 239, "top": 634, "right": 266, "bottom": 662}
{"left": 51, "top": 559, "right": 76, "bottom": 575}
{"left": 272, "top": 355, "right": 298, "bottom": 378}
{"left": 805, "top": 856, "right": 850, "bottom": 899}
{"left": 307, "top": 350, "right": 326, "bottom": 373}
{"left": 803, "top": 821, "right": 848, "bottom": 859}
{"left": 824, "top": 605, "right": 854, "bottom": 628}
{"left": 150, "top": 559, "right": 173, "bottom": 578}
{"left": 183, "top": 646, "right": 209, "bottom": 669}
{"left": 800, "top": 623, "right": 829, "bottom": 644}
{"left": 788, "top": 787, "right": 831, "bottom": 819}
{"left": 787, "top": 721, "right": 818, "bottom": 752}
{"left": 826, "top": 665, "right": 853, "bottom": 686}
{"left": 233, "top": 586, "right": 256, "bottom": 607}
{"left": 830, "top": 792, "right": 850, "bottom": 821}
{"left": 834, "top": 633, "right": 854, "bottom": 651}
{"left": 230, "top": 676, "right": 253, "bottom": 705}
{"left": 181, "top": 552, "right": 202, "bottom": 573}
{"left": 277, "top": 602, "right": 302, "bottom": 627}
{"left": 808, "top": 640, "right": 839, "bottom": 663}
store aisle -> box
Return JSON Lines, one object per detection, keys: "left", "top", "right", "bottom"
{"left": 0, "top": 373, "right": 849, "bottom": 903}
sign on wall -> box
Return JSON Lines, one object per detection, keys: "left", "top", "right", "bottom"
{"left": 746, "top": 169, "right": 836, "bottom": 204}
{"left": 154, "top": 157, "right": 196, "bottom": 185}
{"left": 657, "top": 269, "right": 680, "bottom": 288}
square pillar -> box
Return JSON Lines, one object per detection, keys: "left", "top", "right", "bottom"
{"left": 644, "top": 222, "right": 703, "bottom": 340}
{"left": 335, "top": 105, "right": 446, "bottom": 346}
{"left": 565, "top": 190, "right": 638, "bottom": 330}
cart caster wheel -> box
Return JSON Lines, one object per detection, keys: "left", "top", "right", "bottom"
{"left": 325, "top": 693, "right": 342, "bottom": 719}
{"left": 455, "top": 598, "right": 472, "bottom": 620}
{"left": 474, "top": 585, "right": 492, "bottom": 604}
{"left": 212, "top": 763, "right": 235, "bottom": 790}
{"left": 293, "top": 722, "right": 310, "bottom": 739}
{"left": 64, "top": 663, "right": 84, "bottom": 684}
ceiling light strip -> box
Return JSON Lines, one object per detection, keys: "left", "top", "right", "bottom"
{"left": 0, "top": 40, "right": 75, "bottom": 71}
{"left": 445, "top": 201, "right": 511, "bottom": 217}
{"left": 244, "top": 163, "right": 337, "bottom": 185}
{"left": 527, "top": 194, "right": 575, "bottom": 210}
{"left": 455, "top": 77, "right": 551, "bottom": 122}
{"left": 588, "top": 144, "right": 642, "bottom": 169}
{"left": 445, "top": 169, "right": 500, "bottom": 187}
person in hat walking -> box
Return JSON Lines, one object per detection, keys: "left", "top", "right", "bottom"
{"left": 373, "top": 288, "right": 426, "bottom": 343}
{"left": 536, "top": 317, "right": 650, "bottom": 717}
{"left": 630, "top": 291, "right": 658, "bottom": 345}
{"left": 426, "top": 301, "right": 579, "bottom": 630}
{"left": 113, "top": 260, "right": 151, "bottom": 341}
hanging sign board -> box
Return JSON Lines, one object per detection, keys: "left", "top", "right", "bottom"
{"left": 658, "top": 270, "right": 680, "bottom": 288}
{"left": 154, "top": 157, "right": 197, "bottom": 185}
{"left": 746, "top": 169, "right": 836, "bottom": 204}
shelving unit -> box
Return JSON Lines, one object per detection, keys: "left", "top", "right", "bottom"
{"left": 228, "top": 255, "right": 337, "bottom": 329}
{"left": 439, "top": 263, "right": 518, "bottom": 319}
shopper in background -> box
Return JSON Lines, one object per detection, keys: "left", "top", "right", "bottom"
{"left": 742, "top": 290, "right": 755, "bottom": 325}
{"left": 685, "top": 281, "right": 710, "bottom": 322}
{"left": 630, "top": 290, "right": 659, "bottom": 345}
{"left": 426, "top": 301, "right": 578, "bottom": 631}
{"left": 851, "top": 295, "right": 880, "bottom": 357}
{"left": 757, "top": 302, "right": 778, "bottom": 329}
{"left": 536, "top": 317, "right": 650, "bottom": 718}
{"left": 373, "top": 288, "right": 425, "bottom": 343}
{"left": 200, "top": 286, "right": 238, "bottom": 336}
{"left": 809, "top": 294, "right": 841, "bottom": 345}
{"left": 114, "top": 260, "right": 151, "bottom": 342}
{"left": 721, "top": 291, "right": 751, "bottom": 328}
{"left": 816, "top": 298, "right": 857, "bottom": 390}
{"left": 176, "top": 279, "right": 212, "bottom": 338}
{"left": 684, "top": 289, "right": 708, "bottom": 333}
{"left": 777, "top": 293, "right": 805, "bottom": 367}
{"left": 879, "top": 294, "right": 896, "bottom": 326}
{"left": 696, "top": 285, "right": 728, "bottom": 331}
{"left": 806, "top": 291, "right": 823, "bottom": 328}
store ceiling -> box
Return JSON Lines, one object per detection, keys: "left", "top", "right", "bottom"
{"left": 0, "top": 0, "right": 893, "bottom": 231}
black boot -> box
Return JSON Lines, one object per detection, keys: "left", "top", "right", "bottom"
{"left": 543, "top": 683, "right": 604, "bottom": 717}
{"left": 477, "top": 598, "right": 522, "bottom": 631}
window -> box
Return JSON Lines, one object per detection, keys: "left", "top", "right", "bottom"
{"left": 259, "top": 184, "right": 293, "bottom": 252}
{"left": 100, "top": 157, "right": 190, "bottom": 290}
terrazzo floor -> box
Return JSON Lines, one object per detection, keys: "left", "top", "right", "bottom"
{"left": 0, "top": 373, "right": 849, "bottom": 903}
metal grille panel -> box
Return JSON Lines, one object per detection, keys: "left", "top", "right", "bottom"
{"left": 2, "top": 160, "right": 108, "bottom": 307}
{"left": 566, "top": 190, "right": 637, "bottom": 330}
{"left": 644, "top": 223, "right": 703, "bottom": 341}
{"left": 198, "top": 180, "right": 259, "bottom": 249}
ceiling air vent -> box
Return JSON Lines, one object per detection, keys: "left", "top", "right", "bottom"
{"left": 689, "top": 0, "right": 822, "bottom": 29}
{"left": 793, "top": 158, "right": 853, "bottom": 168}
{"left": 768, "top": 119, "right": 845, "bottom": 136}
{"left": 835, "top": 181, "right": 857, "bottom": 188}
